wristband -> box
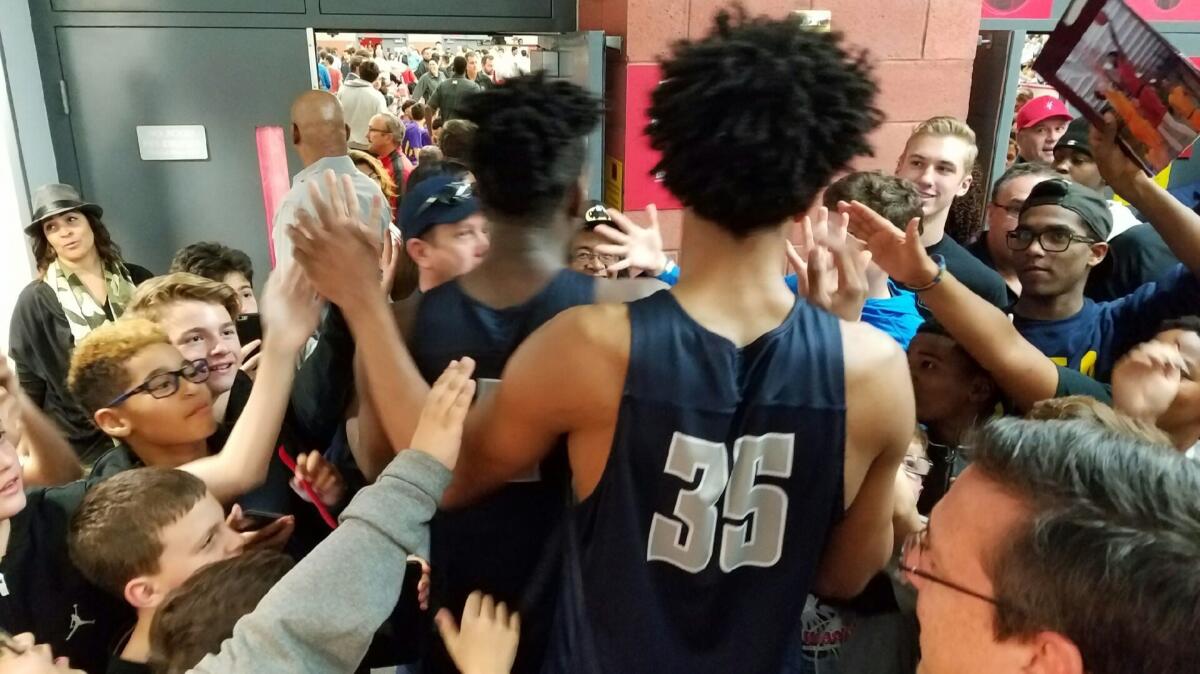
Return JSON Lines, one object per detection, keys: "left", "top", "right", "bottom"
{"left": 655, "top": 259, "right": 680, "bottom": 286}
{"left": 901, "top": 255, "right": 946, "bottom": 292}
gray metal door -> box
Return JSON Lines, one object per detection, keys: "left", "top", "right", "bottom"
{"left": 55, "top": 26, "right": 311, "bottom": 275}
{"left": 532, "top": 31, "right": 606, "bottom": 201}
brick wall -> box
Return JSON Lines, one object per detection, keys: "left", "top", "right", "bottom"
{"left": 582, "top": 0, "right": 983, "bottom": 254}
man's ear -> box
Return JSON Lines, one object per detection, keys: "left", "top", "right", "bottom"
{"left": 1024, "top": 630, "right": 1085, "bottom": 674}
{"left": 94, "top": 407, "right": 133, "bottom": 439}
{"left": 1087, "top": 241, "right": 1110, "bottom": 268}
{"left": 124, "top": 575, "right": 164, "bottom": 610}
{"left": 406, "top": 238, "right": 433, "bottom": 270}
{"left": 956, "top": 171, "right": 974, "bottom": 198}
{"left": 292, "top": 124, "right": 301, "bottom": 146}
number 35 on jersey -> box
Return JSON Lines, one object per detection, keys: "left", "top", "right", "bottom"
{"left": 647, "top": 432, "right": 795, "bottom": 574}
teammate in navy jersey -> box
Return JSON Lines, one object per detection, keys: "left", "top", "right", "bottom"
{"left": 290, "top": 10, "right": 913, "bottom": 674}
{"left": 291, "top": 74, "right": 660, "bottom": 673}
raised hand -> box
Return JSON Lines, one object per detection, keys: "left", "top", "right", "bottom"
{"left": 1089, "top": 115, "right": 1152, "bottom": 198}
{"left": 238, "top": 340, "right": 262, "bottom": 381}
{"left": 842, "top": 201, "right": 937, "bottom": 289}
{"left": 435, "top": 591, "right": 520, "bottom": 674}
{"left": 408, "top": 358, "right": 477, "bottom": 469}
{"left": 0, "top": 356, "right": 25, "bottom": 439}
{"left": 806, "top": 235, "right": 871, "bottom": 322}
{"left": 593, "top": 204, "right": 669, "bottom": 277}
{"left": 291, "top": 451, "right": 347, "bottom": 507}
{"left": 1112, "top": 339, "right": 1188, "bottom": 423}
{"left": 380, "top": 225, "right": 402, "bottom": 296}
{"left": 289, "top": 170, "right": 386, "bottom": 312}
{"left": 259, "top": 262, "right": 322, "bottom": 355}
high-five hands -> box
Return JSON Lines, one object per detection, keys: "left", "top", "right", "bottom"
{"left": 435, "top": 591, "right": 520, "bottom": 674}
{"left": 786, "top": 206, "right": 872, "bottom": 321}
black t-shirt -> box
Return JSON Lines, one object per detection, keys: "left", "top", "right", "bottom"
{"left": 966, "top": 237, "right": 1020, "bottom": 306}
{"left": 925, "top": 236, "right": 1011, "bottom": 311}
{"left": 0, "top": 483, "right": 134, "bottom": 674}
{"left": 1085, "top": 224, "right": 1180, "bottom": 302}
{"left": 1054, "top": 365, "right": 1113, "bottom": 403}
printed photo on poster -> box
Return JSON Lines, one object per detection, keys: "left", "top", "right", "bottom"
{"left": 1034, "top": 0, "right": 1200, "bottom": 175}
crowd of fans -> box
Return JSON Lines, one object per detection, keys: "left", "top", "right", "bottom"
{"left": 1, "top": 7, "right": 1199, "bottom": 674}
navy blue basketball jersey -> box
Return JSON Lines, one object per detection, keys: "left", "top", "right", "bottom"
{"left": 411, "top": 269, "right": 596, "bottom": 674}
{"left": 545, "top": 290, "right": 846, "bottom": 674}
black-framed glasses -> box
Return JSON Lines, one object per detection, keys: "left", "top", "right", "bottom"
{"left": 1006, "top": 228, "right": 1096, "bottom": 253}
{"left": 572, "top": 249, "right": 619, "bottom": 266}
{"left": 899, "top": 529, "right": 1007, "bottom": 609}
{"left": 413, "top": 180, "right": 474, "bottom": 222}
{"left": 990, "top": 201, "right": 1023, "bottom": 219}
{"left": 107, "top": 359, "right": 211, "bottom": 407}
{"left": 367, "top": 127, "right": 392, "bottom": 135}
{"left": 902, "top": 455, "right": 934, "bottom": 478}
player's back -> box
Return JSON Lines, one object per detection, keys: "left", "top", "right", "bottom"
{"left": 412, "top": 268, "right": 596, "bottom": 674}
{"left": 545, "top": 290, "right": 846, "bottom": 674}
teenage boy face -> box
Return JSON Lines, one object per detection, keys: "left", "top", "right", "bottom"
{"left": 896, "top": 135, "right": 974, "bottom": 220}
{"left": 908, "top": 333, "right": 991, "bottom": 427}
{"left": 1053, "top": 148, "right": 1103, "bottom": 191}
{"left": 128, "top": 491, "right": 242, "bottom": 608}
{"left": 0, "top": 430, "right": 26, "bottom": 520}
{"left": 96, "top": 343, "right": 216, "bottom": 447}
{"left": 156, "top": 300, "right": 242, "bottom": 395}
{"left": 222, "top": 272, "right": 258, "bottom": 315}
{"left": 1011, "top": 205, "right": 1107, "bottom": 299}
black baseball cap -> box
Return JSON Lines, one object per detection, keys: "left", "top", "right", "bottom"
{"left": 581, "top": 201, "right": 614, "bottom": 230}
{"left": 1055, "top": 118, "right": 1092, "bottom": 156}
{"left": 1021, "top": 178, "right": 1112, "bottom": 241}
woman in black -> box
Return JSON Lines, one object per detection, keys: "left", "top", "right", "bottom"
{"left": 8, "top": 184, "right": 152, "bottom": 464}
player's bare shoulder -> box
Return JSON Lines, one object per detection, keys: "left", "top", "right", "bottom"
{"left": 839, "top": 319, "right": 908, "bottom": 384}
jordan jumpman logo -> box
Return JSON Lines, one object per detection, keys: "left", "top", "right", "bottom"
{"left": 66, "top": 604, "right": 95, "bottom": 641}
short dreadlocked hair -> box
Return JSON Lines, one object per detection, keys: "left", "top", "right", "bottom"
{"left": 457, "top": 71, "right": 603, "bottom": 221}
{"left": 648, "top": 8, "right": 882, "bottom": 235}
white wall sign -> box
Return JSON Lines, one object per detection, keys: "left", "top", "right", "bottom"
{"left": 135, "top": 125, "right": 209, "bottom": 161}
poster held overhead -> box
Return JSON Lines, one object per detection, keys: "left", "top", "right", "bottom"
{"left": 1034, "top": 0, "right": 1200, "bottom": 176}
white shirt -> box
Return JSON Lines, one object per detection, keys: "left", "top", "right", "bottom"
{"left": 336, "top": 79, "right": 387, "bottom": 148}
{"left": 271, "top": 155, "right": 391, "bottom": 266}
{"left": 1107, "top": 200, "right": 1141, "bottom": 240}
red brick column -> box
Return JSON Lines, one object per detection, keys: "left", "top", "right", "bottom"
{"left": 581, "top": 0, "right": 983, "bottom": 256}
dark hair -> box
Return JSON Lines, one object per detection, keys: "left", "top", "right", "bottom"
{"left": 410, "top": 102, "right": 426, "bottom": 122}
{"left": 822, "top": 172, "right": 922, "bottom": 231}
{"left": 323, "top": 54, "right": 334, "bottom": 65}
{"left": 1158, "top": 315, "right": 1200, "bottom": 337}
{"left": 349, "top": 56, "right": 365, "bottom": 74}
{"left": 401, "top": 99, "right": 416, "bottom": 113}
{"left": 30, "top": 211, "right": 126, "bottom": 273}
{"left": 439, "top": 119, "right": 476, "bottom": 164}
{"left": 452, "top": 55, "right": 468, "bottom": 76}
{"left": 483, "top": 54, "right": 494, "bottom": 66}
{"left": 149, "top": 550, "right": 293, "bottom": 674}
{"left": 169, "top": 242, "right": 255, "bottom": 285}
{"left": 358, "top": 59, "right": 381, "bottom": 83}
{"left": 991, "top": 160, "right": 1058, "bottom": 198}
{"left": 430, "top": 118, "right": 444, "bottom": 132}
{"left": 647, "top": 8, "right": 881, "bottom": 235}
{"left": 69, "top": 468, "right": 208, "bottom": 597}
{"left": 457, "top": 71, "right": 602, "bottom": 221}
{"left": 946, "top": 163, "right": 986, "bottom": 245}
{"left": 406, "top": 160, "right": 472, "bottom": 196}
{"left": 967, "top": 418, "right": 1200, "bottom": 674}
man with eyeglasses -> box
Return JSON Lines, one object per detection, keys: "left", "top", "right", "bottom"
{"left": 899, "top": 417, "right": 1200, "bottom": 674}
{"left": 399, "top": 173, "right": 489, "bottom": 295}
{"left": 569, "top": 202, "right": 623, "bottom": 278}
{"left": 367, "top": 112, "right": 412, "bottom": 220}
{"left": 969, "top": 162, "right": 1058, "bottom": 299}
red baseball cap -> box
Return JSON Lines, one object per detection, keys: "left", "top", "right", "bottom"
{"left": 1016, "top": 95, "right": 1073, "bottom": 131}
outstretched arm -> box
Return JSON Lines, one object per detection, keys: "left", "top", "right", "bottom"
{"left": 190, "top": 360, "right": 474, "bottom": 674}
{"left": 845, "top": 202, "right": 1061, "bottom": 412}
{"left": 0, "top": 355, "right": 81, "bottom": 486}
{"left": 1092, "top": 119, "right": 1200, "bottom": 273}
{"left": 181, "top": 264, "right": 320, "bottom": 505}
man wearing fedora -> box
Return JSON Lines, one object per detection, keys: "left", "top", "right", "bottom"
{"left": 8, "top": 183, "right": 153, "bottom": 464}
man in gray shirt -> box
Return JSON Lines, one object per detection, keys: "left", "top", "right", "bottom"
{"left": 429, "top": 56, "right": 482, "bottom": 123}
{"left": 412, "top": 58, "right": 447, "bottom": 106}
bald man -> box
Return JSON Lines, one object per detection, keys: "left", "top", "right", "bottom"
{"left": 272, "top": 90, "right": 391, "bottom": 265}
